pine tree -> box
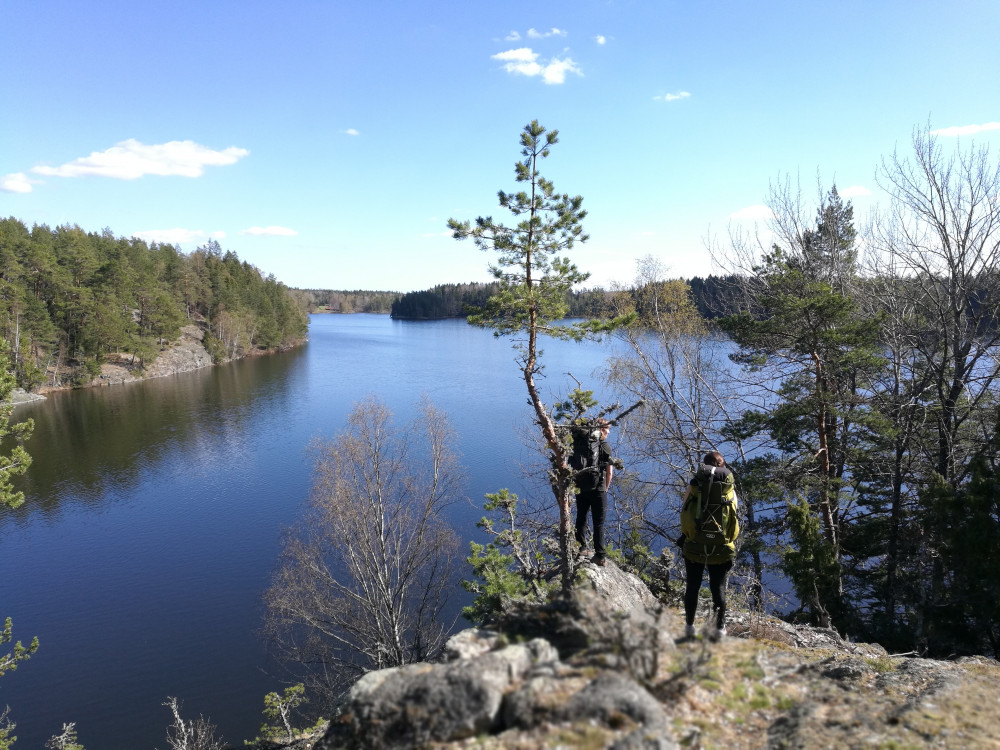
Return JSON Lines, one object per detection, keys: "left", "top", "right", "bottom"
{"left": 0, "top": 340, "right": 32, "bottom": 510}
{"left": 449, "top": 121, "right": 631, "bottom": 590}
{"left": 1, "top": 341, "right": 37, "bottom": 749}
{"left": 720, "top": 187, "right": 884, "bottom": 628}
{"left": 912, "top": 416, "right": 1000, "bottom": 657}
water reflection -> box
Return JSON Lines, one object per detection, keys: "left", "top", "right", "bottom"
{"left": 7, "top": 346, "right": 307, "bottom": 521}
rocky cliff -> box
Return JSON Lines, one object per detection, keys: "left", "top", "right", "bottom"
{"left": 12, "top": 323, "right": 235, "bottom": 400}
{"left": 293, "top": 560, "right": 1000, "bottom": 749}
{"left": 91, "top": 323, "right": 216, "bottom": 387}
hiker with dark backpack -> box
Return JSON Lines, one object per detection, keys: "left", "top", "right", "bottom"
{"left": 680, "top": 451, "right": 739, "bottom": 640}
{"left": 571, "top": 419, "right": 614, "bottom": 566}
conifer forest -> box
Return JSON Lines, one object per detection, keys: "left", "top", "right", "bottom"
{"left": 0, "top": 219, "right": 309, "bottom": 389}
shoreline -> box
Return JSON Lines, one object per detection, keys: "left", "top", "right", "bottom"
{"left": 10, "top": 323, "right": 305, "bottom": 406}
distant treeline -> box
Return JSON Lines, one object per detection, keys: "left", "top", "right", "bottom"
{"left": 0, "top": 218, "right": 309, "bottom": 390}
{"left": 388, "top": 276, "right": 739, "bottom": 321}
{"left": 298, "top": 288, "right": 402, "bottom": 314}
{"left": 390, "top": 282, "right": 499, "bottom": 319}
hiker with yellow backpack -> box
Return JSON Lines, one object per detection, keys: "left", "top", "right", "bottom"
{"left": 679, "top": 451, "right": 740, "bottom": 641}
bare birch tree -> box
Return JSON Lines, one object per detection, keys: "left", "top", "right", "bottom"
{"left": 161, "top": 698, "right": 225, "bottom": 750}
{"left": 863, "top": 126, "right": 1000, "bottom": 647}
{"left": 263, "top": 397, "right": 462, "bottom": 707}
{"left": 869, "top": 126, "right": 1000, "bottom": 484}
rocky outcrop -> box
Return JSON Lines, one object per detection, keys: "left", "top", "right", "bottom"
{"left": 725, "top": 610, "right": 889, "bottom": 658}
{"left": 142, "top": 324, "right": 215, "bottom": 378}
{"left": 318, "top": 561, "right": 676, "bottom": 750}
{"left": 9, "top": 387, "right": 45, "bottom": 404}
{"left": 92, "top": 324, "right": 214, "bottom": 388}
{"left": 16, "top": 324, "right": 220, "bottom": 400}
{"left": 309, "top": 559, "right": 1000, "bottom": 750}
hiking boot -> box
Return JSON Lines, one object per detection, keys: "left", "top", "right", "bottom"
{"left": 684, "top": 625, "right": 696, "bottom": 639}
{"left": 593, "top": 556, "right": 606, "bottom": 567}
{"left": 709, "top": 627, "right": 726, "bottom": 642}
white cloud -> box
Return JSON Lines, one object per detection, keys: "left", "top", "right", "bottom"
{"left": 493, "top": 47, "right": 537, "bottom": 63}
{"left": 730, "top": 205, "right": 774, "bottom": 221}
{"left": 493, "top": 48, "right": 542, "bottom": 76}
{"left": 541, "top": 57, "right": 582, "bottom": 84}
{"left": 492, "top": 48, "right": 582, "bottom": 84}
{"left": 656, "top": 91, "right": 691, "bottom": 102}
{"left": 527, "top": 27, "right": 567, "bottom": 39}
{"left": 595, "top": 35, "right": 606, "bottom": 45}
{"left": 505, "top": 30, "right": 521, "bottom": 41}
{"left": 930, "top": 122, "right": 1000, "bottom": 137}
{"left": 345, "top": 128, "right": 360, "bottom": 136}
{"left": 0, "top": 172, "right": 33, "bottom": 193}
{"left": 839, "top": 185, "right": 872, "bottom": 198}
{"left": 240, "top": 225, "right": 298, "bottom": 237}
{"left": 133, "top": 228, "right": 226, "bottom": 246}
{"left": 32, "top": 139, "right": 248, "bottom": 180}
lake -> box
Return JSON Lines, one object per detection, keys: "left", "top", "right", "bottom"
{"left": 0, "top": 314, "right": 625, "bottom": 749}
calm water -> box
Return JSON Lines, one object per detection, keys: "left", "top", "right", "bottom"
{"left": 0, "top": 314, "right": 621, "bottom": 749}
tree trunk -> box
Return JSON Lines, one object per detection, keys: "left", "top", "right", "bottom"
{"left": 523, "top": 307, "right": 574, "bottom": 593}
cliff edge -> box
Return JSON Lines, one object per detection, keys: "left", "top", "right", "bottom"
{"left": 291, "top": 560, "right": 1000, "bottom": 749}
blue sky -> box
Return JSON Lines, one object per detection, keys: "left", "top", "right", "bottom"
{"left": 3, "top": 0, "right": 998, "bottom": 292}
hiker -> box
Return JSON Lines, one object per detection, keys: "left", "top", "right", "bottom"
{"left": 572, "top": 418, "right": 614, "bottom": 566}
{"left": 680, "top": 450, "right": 739, "bottom": 640}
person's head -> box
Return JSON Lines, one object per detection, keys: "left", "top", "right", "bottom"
{"left": 703, "top": 450, "right": 725, "bottom": 467}
{"left": 598, "top": 418, "right": 610, "bottom": 437}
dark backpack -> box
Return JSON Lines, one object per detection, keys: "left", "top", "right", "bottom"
{"left": 569, "top": 426, "right": 603, "bottom": 491}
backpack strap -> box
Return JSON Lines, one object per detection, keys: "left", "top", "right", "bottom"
{"left": 697, "top": 466, "right": 716, "bottom": 527}
{"left": 590, "top": 432, "right": 602, "bottom": 486}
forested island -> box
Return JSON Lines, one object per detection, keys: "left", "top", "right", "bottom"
{"left": 0, "top": 218, "right": 309, "bottom": 392}
{"left": 387, "top": 277, "right": 737, "bottom": 320}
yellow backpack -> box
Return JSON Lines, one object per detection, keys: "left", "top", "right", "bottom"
{"left": 681, "top": 465, "right": 738, "bottom": 563}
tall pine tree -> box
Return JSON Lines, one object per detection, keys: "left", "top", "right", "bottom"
{"left": 449, "top": 121, "right": 631, "bottom": 590}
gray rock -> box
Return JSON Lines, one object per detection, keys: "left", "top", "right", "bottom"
{"left": 556, "top": 672, "right": 667, "bottom": 728}
{"left": 766, "top": 701, "right": 815, "bottom": 749}
{"left": 727, "top": 612, "right": 888, "bottom": 658}
{"left": 442, "top": 628, "right": 501, "bottom": 662}
{"left": 143, "top": 324, "right": 214, "bottom": 377}
{"left": 8, "top": 388, "right": 45, "bottom": 405}
{"left": 500, "top": 671, "right": 589, "bottom": 730}
{"left": 319, "top": 638, "right": 557, "bottom": 749}
{"left": 503, "top": 670, "right": 676, "bottom": 747}
{"left": 611, "top": 727, "right": 679, "bottom": 750}
{"left": 820, "top": 657, "right": 877, "bottom": 682}
{"left": 500, "top": 560, "right": 672, "bottom": 680}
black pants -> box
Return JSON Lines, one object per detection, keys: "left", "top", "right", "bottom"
{"left": 684, "top": 557, "right": 733, "bottom": 629}
{"left": 575, "top": 488, "right": 606, "bottom": 559}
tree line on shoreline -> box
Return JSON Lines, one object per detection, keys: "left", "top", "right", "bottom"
{"left": 298, "top": 275, "right": 740, "bottom": 322}
{"left": 0, "top": 219, "right": 309, "bottom": 391}
{"left": 297, "top": 288, "right": 401, "bottom": 314}
{"left": 386, "top": 277, "right": 738, "bottom": 320}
